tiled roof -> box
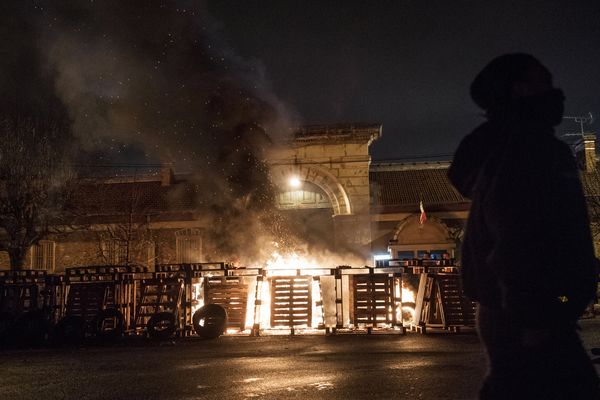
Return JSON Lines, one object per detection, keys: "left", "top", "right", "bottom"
{"left": 70, "top": 179, "right": 199, "bottom": 216}
{"left": 370, "top": 163, "right": 469, "bottom": 211}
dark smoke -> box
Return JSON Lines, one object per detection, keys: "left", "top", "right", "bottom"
{"left": 1, "top": 0, "right": 301, "bottom": 263}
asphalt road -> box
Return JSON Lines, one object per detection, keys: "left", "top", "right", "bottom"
{"left": 1, "top": 320, "right": 599, "bottom": 400}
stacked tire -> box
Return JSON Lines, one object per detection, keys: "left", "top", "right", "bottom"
{"left": 193, "top": 304, "right": 227, "bottom": 339}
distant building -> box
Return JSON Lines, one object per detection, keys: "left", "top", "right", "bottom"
{"left": 369, "top": 161, "right": 469, "bottom": 261}
{"left": 0, "top": 124, "right": 596, "bottom": 271}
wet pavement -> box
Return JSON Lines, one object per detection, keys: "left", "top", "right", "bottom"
{"left": 1, "top": 319, "right": 599, "bottom": 400}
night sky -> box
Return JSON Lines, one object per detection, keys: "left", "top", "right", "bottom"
{"left": 207, "top": 1, "right": 600, "bottom": 161}
{"left": 2, "top": 1, "right": 599, "bottom": 165}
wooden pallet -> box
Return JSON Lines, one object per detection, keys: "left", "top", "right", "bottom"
{"left": 412, "top": 273, "right": 476, "bottom": 333}
{"left": 155, "top": 264, "right": 226, "bottom": 335}
{"left": 134, "top": 278, "right": 183, "bottom": 331}
{"left": 269, "top": 276, "right": 312, "bottom": 330}
{"left": 0, "top": 283, "right": 40, "bottom": 314}
{"left": 352, "top": 273, "right": 398, "bottom": 327}
{"left": 64, "top": 282, "right": 111, "bottom": 324}
{"left": 0, "top": 271, "right": 60, "bottom": 318}
{"left": 205, "top": 276, "right": 249, "bottom": 330}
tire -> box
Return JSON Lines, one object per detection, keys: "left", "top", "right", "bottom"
{"left": 0, "top": 312, "right": 15, "bottom": 345}
{"left": 193, "top": 304, "right": 227, "bottom": 339}
{"left": 53, "top": 315, "right": 85, "bottom": 345}
{"left": 94, "top": 308, "right": 124, "bottom": 340}
{"left": 147, "top": 312, "right": 177, "bottom": 339}
{"left": 12, "top": 310, "right": 48, "bottom": 346}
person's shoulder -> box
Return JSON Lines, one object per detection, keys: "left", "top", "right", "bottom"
{"left": 467, "top": 120, "right": 496, "bottom": 139}
{"left": 537, "top": 135, "right": 578, "bottom": 171}
{"left": 457, "top": 121, "right": 498, "bottom": 149}
{"left": 548, "top": 135, "right": 576, "bottom": 160}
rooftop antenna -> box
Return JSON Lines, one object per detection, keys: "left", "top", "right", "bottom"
{"left": 562, "top": 112, "right": 594, "bottom": 138}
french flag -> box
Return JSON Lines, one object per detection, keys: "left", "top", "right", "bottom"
{"left": 419, "top": 200, "right": 427, "bottom": 225}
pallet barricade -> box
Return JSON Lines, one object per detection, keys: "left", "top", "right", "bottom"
{"left": 410, "top": 272, "right": 476, "bottom": 333}
{"left": 256, "top": 267, "right": 331, "bottom": 334}
{"left": 351, "top": 269, "right": 403, "bottom": 332}
{"left": 57, "top": 265, "right": 151, "bottom": 340}
{"left": 269, "top": 275, "right": 313, "bottom": 334}
{"left": 328, "top": 266, "right": 406, "bottom": 334}
{"left": 257, "top": 266, "right": 406, "bottom": 335}
{"left": 2, "top": 263, "right": 479, "bottom": 341}
{"left": 0, "top": 270, "right": 64, "bottom": 321}
{"left": 133, "top": 277, "right": 184, "bottom": 338}
{"left": 204, "top": 274, "right": 255, "bottom": 332}
{"left": 0, "top": 270, "right": 53, "bottom": 314}
{"left": 156, "top": 263, "right": 226, "bottom": 336}
{"left": 155, "top": 263, "right": 262, "bottom": 336}
{"left": 0, "top": 270, "right": 65, "bottom": 344}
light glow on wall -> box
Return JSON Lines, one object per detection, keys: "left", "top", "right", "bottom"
{"left": 288, "top": 176, "right": 301, "bottom": 188}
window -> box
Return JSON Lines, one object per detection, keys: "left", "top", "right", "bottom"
{"left": 146, "top": 242, "right": 156, "bottom": 268}
{"left": 175, "top": 229, "right": 202, "bottom": 263}
{"left": 102, "top": 240, "right": 128, "bottom": 265}
{"left": 30, "top": 241, "right": 55, "bottom": 271}
{"left": 397, "top": 251, "right": 415, "bottom": 260}
{"left": 430, "top": 250, "right": 448, "bottom": 260}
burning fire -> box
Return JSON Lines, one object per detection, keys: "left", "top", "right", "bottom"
{"left": 401, "top": 283, "right": 416, "bottom": 324}
{"left": 402, "top": 284, "right": 415, "bottom": 303}
{"left": 265, "top": 250, "right": 320, "bottom": 273}
{"left": 191, "top": 247, "right": 420, "bottom": 334}
{"left": 263, "top": 250, "right": 324, "bottom": 329}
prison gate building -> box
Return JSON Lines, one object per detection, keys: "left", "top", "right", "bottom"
{"left": 0, "top": 124, "right": 596, "bottom": 271}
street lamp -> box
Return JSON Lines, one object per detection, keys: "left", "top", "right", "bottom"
{"left": 288, "top": 176, "right": 301, "bottom": 188}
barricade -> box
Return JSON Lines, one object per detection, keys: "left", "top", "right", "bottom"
{"left": 255, "top": 265, "right": 406, "bottom": 335}
{"left": 0, "top": 270, "right": 63, "bottom": 344}
{"left": 155, "top": 263, "right": 261, "bottom": 337}
{"left": 133, "top": 277, "right": 184, "bottom": 339}
{"left": 55, "top": 265, "right": 151, "bottom": 341}
{"left": 410, "top": 272, "right": 476, "bottom": 333}
{"left": 326, "top": 266, "right": 406, "bottom": 334}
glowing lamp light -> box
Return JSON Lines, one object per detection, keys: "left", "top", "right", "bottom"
{"left": 373, "top": 254, "right": 391, "bottom": 261}
{"left": 288, "top": 176, "right": 301, "bottom": 188}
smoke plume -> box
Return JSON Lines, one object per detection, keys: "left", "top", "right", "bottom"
{"left": 0, "top": 1, "right": 309, "bottom": 263}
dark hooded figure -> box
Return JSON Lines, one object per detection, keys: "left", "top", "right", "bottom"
{"left": 448, "top": 54, "right": 599, "bottom": 399}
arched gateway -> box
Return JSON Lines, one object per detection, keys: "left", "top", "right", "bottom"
{"left": 270, "top": 163, "right": 352, "bottom": 216}
{"left": 268, "top": 124, "right": 382, "bottom": 259}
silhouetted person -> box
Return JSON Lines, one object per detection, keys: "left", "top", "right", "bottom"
{"left": 448, "top": 54, "right": 599, "bottom": 399}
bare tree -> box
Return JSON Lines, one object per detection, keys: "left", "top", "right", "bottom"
{"left": 96, "top": 185, "right": 155, "bottom": 267}
{"left": 0, "top": 103, "right": 75, "bottom": 269}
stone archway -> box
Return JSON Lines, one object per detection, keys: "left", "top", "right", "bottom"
{"left": 270, "top": 164, "right": 352, "bottom": 215}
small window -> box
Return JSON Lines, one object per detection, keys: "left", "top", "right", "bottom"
{"left": 397, "top": 251, "right": 415, "bottom": 260}
{"left": 417, "top": 250, "right": 431, "bottom": 259}
{"left": 175, "top": 229, "right": 202, "bottom": 263}
{"left": 430, "top": 250, "right": 448, "bottom": 260}
{"left": 30, "top": 241, "right": 55, "bottom": 271}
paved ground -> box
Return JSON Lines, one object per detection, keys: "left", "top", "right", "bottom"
{"left": 1, "top": 320, "right": 599, "bottom": 400}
